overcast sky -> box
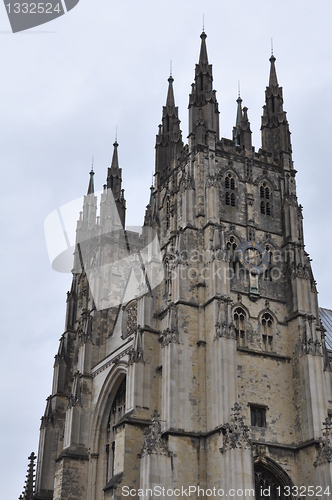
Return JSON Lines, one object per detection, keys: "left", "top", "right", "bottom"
{"left": 1, "top": 0, "right": 332, "bottom": 497}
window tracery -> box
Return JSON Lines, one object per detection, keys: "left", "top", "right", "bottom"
{"left": 234, "top": 307, "right": 247, "bottom": 346}
{"left": 261, "top": 312, "right": 274, "bottom": 351}
{"left": 106, "top": 378, "right": 126, "bottom": 483}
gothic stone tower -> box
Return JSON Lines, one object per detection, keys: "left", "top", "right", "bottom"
{"left": 32, "top": 32, "right": 332, "bottom": 500}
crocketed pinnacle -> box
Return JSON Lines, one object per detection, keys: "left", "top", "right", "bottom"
{"left": 199, "top": 31, "right": 208, "bottom": 64}
{"left": 87, "top": 168, "right": 95, "bottom": 195}
{"left": 166, "top": 75, "right": 175, "bottom": 107}
{"left": 110, "top": 140, "right": 119, "bottom": 172}
{"left": 269, "top": 54, "right": 278, "bottom": 87}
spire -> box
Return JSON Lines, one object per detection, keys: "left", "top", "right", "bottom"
{"left": 106, "top": 140, "right": 126, "bottom": 227}
{"left": 188, "top": 31, "right": 219, "bottom": 146}
{"left": 87, "top": 167, "right": 94, "bottom": 195}
{"left": 269, "top": 54, "right": 278, "bottom": 87}
{"left": 166, "top": 75, "right": 175, "bottom": 107}
{"left": 232, "top": 91, "right": 252, "bottom": 150}
{"left": 144, "top": 183, "right": 155, "bottom": 227}
{"left": 155, "top": 75, "right": 183, "bottom": 187}
{"left": 107, "top": 140, "right": 122, "bottom": 195}
{"left": 110, "top": 140, "right": 119, "bottom": 172}
{"left": 234, "top": 94, "right": 242, "bottom": 145}
{"left": 261, "top": 53, "right": 292, "bottom": 155}
{"left": 199, "top": 30, "right": 208, "bottom": 64}
{"left": 20, "top": 452, "right": 36, "bottom": 500}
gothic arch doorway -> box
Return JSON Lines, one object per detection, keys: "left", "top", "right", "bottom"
{"left": 254, "top": 459, "right": 294, "bottom": 500}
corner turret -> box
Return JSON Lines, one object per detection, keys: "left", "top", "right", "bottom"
{"left": 106, "top": 140, "right": 126, "bottom": 227}
{"left": 261, "top": 54, "right": 292, "bottom": 155}
{"left": 232, "top": 92, "right": 252, "bottom": 151}
{"left": 155, "top": 75, "right": 183, "bottom": 187}
{"left": 188, "top": 31, "right": 219, "bottom": 147}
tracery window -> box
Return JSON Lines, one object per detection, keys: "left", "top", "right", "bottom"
{"left": 260, "top": 182, "right": 271, "bottom": 215}
{"left": 261, "top": 312, "right": 274, "bottom": 351}
{"left": 106, "top": 378, "right": 126, "bottom": 483}
{"left": 225, "top": 173, "right": 236, "bottom": 207}
{"left": 254, "top": 465, "right": 287, "bottom": 499}
{"left": 233, "top": 307, "right": 246, "bottom": 346}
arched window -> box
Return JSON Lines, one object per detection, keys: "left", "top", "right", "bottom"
{"left": 261, "top": 312, "right": 274, "bottom": 351}
{"left": 260, "top": 182, "right": 272, "bottom": 216}
{"left": 234, "top": 307, "right": 246, "bottom": 346}
{"left": 254, "top": 462, "right": 292, "bottom": 500}
{"left": 225, "top": 173, "right": 236, "bottom": 207}
{"left": 106, "top": 378, "right": 126, "bottom": 484}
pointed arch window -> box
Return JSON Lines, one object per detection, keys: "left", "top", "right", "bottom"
{"left": 254, "top": 463, "right": 291, "bottom": 499}
{"left": 106, "top": 378, "right": 126, "bottom": 483}
{"left": 260, "top": 182, "right": 272, "bottom": 216}
{"left": 233, "top": 307, "right": 247, "bottom": 346}
{"left": 261, "top": 312, "right": 274, "bottom": 352}
{"left": 225, "top": 173, "right": 236, "bottom": 207}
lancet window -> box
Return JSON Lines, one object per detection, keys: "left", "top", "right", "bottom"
{"left": 225, "top": 173, "right": 236, "bottom": 207}
{"left": 234, "top": 307, "right": 247, "bottom": 346}
{"left": 261, "top": 312, "right": 274, "bottom": 351}
{"left": 106, "top": 378, "right": 126, "bottom": 483}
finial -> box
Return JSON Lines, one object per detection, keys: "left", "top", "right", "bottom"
{"left": 238, "top": 80, "right": 241, "bottom": 98}
{"left": 203, "top": 14, "right": 205, "bottom": 33}
{"left": 170, "top": 60, "right": 172, "bottom": 77}
{"left": 151, "top": 171, "right": 154, "bottom": 187}
{"left": 271, "top": 38, "right": 273, "bottom": 56}
{"left": 115, "top": 126, "right": 118, "bottom": 142}
{"left": 91, "top": 154, "right": 94, "bottom": 172}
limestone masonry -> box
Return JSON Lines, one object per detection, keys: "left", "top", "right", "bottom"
{"left": 20, "top": 32, "right": 332, "bottom": 500}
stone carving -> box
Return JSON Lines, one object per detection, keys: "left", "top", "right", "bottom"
{"left": 215, "top": 298, "right": 236, "bottom": 339}
{"left": 181, "top": 171, "right": 195, "bottom": 191}
{"left": 220, "top": 403, "right": 251, "bottom": 453}
{"left": 299, "top": 315, "right": 322, "bottom": 356}
{"left": 78, "top": 309, "right": 93, "bottom": 344}
{"left": 205, "top": 174, "right": 219, "bottom": 188}
{"left": 68, "top": 371, "right": 82, "bottom": 408}
{"left": 314, "top": 416, "right": 332, "bottom": 466}
{"left": 123, "top": 300, "right": 137, "bottom": 338}
{"left": 128, "top": 327, "right": 144, "bottom": 365}
{"left": 160, "top": 306, "right": 178, "bottom": 346}
{"left": 141, "top": 411, "right": 169, "bottom": 456}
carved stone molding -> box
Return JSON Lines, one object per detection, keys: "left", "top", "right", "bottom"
{"left": 220, "top": 403, "right": 251, "bottom": 453}
{"left": 314, "top": 417, "right": 332, "bottom": 466}
{"left": 141, "top": 411, "right": 169, "bottom": 456}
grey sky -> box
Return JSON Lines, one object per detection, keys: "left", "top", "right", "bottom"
{"left": 1, "top": 0, "right": 331, "bottom": 496}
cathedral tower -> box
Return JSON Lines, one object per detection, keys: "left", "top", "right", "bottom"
{"left": 26, "top": 32, "right": 332, "bottom": 500}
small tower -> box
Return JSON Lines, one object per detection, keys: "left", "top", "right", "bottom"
{"left": 155, "top": 74, "right": 183, "bottom": 187}
{"left": 232, "top": 92, "right": 252, "bottom": 151}
{"left": 188, "top": 31, "right": 219, "bottom": 147}
{"left": 261, "top": 53, "right": 292, "bottom": 155}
